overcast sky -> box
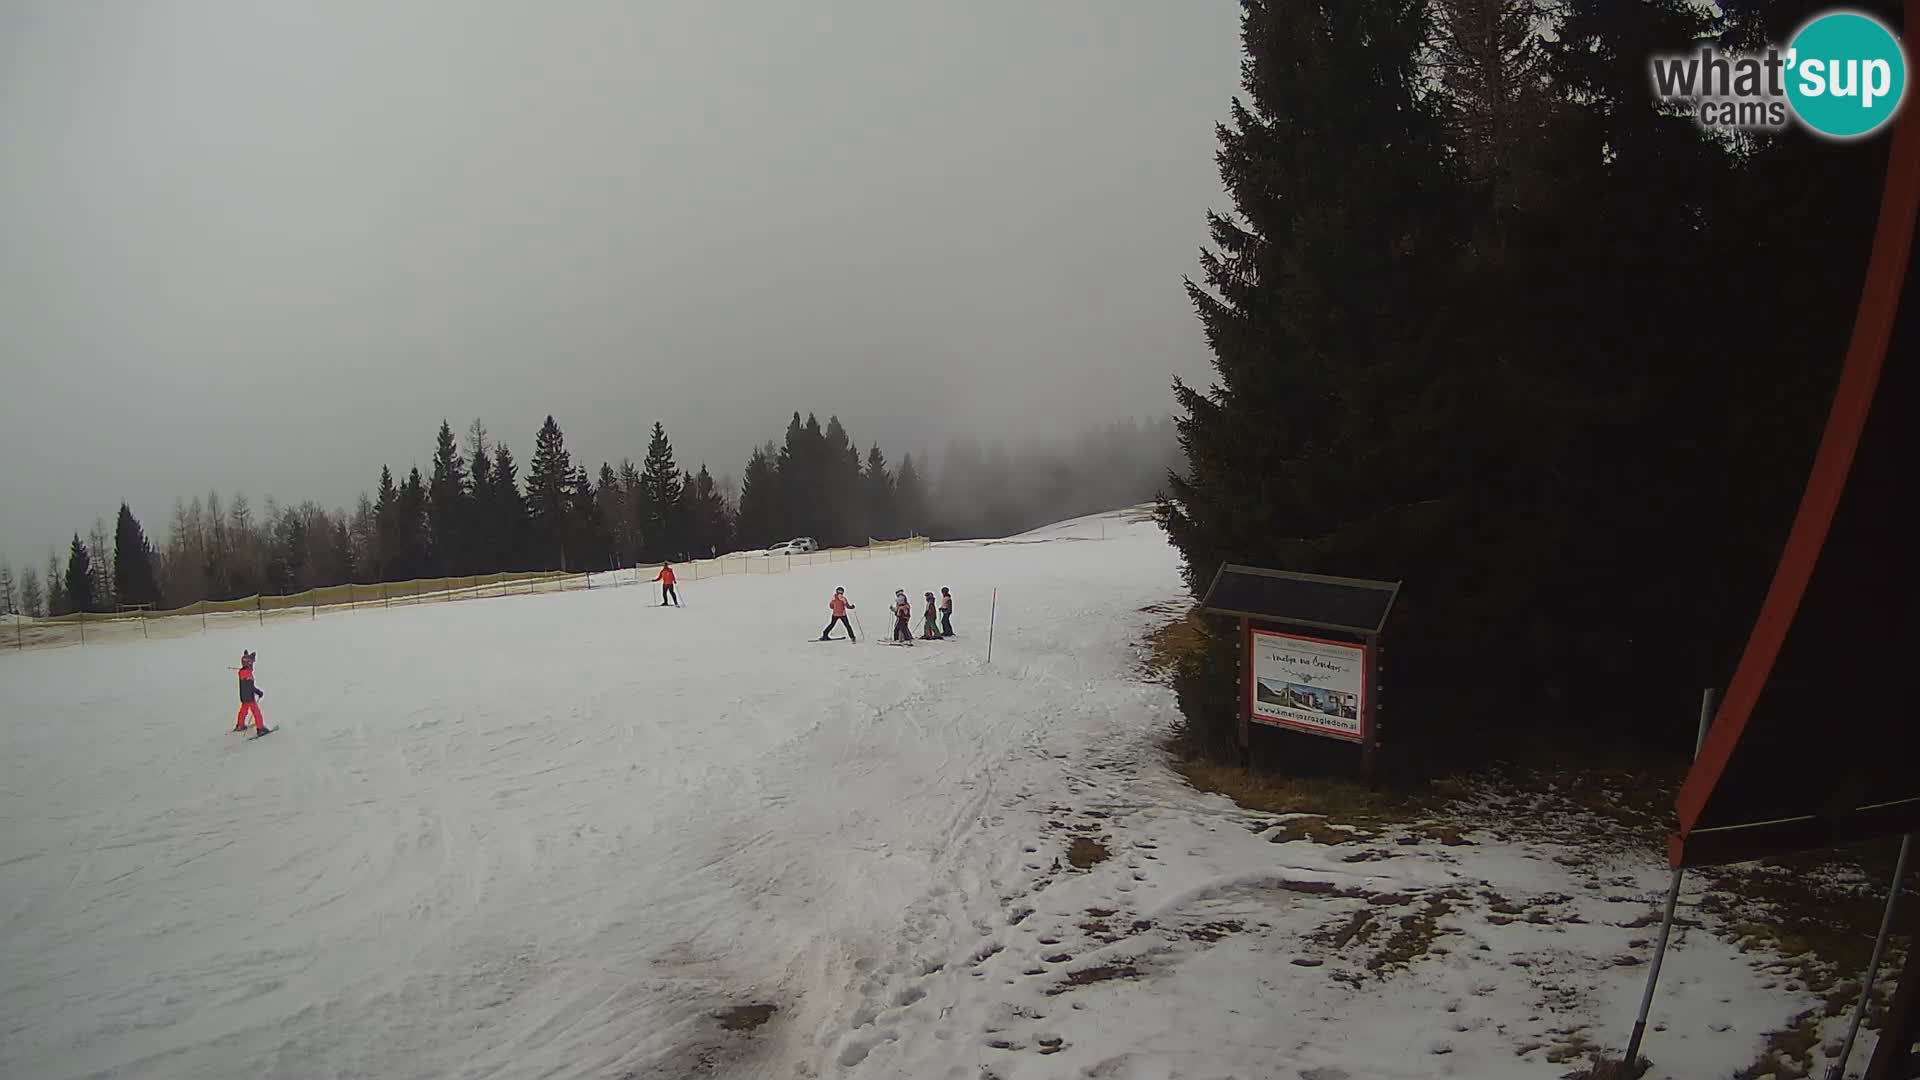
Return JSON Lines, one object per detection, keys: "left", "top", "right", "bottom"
{"left": 0, "top": 1, "right": 1239, "bottom": 571}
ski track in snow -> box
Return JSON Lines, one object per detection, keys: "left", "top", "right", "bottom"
{"left": 0, "top": 512, "right": 1837, "bottom": 1079}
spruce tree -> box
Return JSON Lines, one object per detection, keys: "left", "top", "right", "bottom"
{"left": 597, "top": 463, "right": 635, "bottom": 566}
{"left": 113, "top": 503, "right": 162, "bottom": 608}
{"left": 0, "top": 560, "right": 14, "bottom": 617}
{"left": 639, "top": 422, "right": 684, "bottom": 560}
{"left": 863, "top": 444, "right": 895, "bottom": 540}
{"left": 427, "top": 420, "right": 468, "bottom": 575}
{"left": 617, "top": 458, "right": 646, "bottom": 560}
{"left": 566, "top": 465, "right": 608, "bottom": 569}
{"left": 467, "top": 422, "right": 495, "bottom": 572}
{"left": 1160, "top": 0, "right": 1463, "bottom": 590}
{"left": 64, "top": 535, "right": 95, "bottom": 615}
{"left": 491, "top": 442, "right": 526, "bottom": 571}
{"left": 524, "top": 416, "right": 575, "bottom": 569}
{"left": 894, "top": 453, "right": 928, "bottom": 537}
{"left": 1156, "top": 0, "right": 1480, "bottom": 757}
{"left": 398, "top": 468, "right": 430, "bottom": 579}
{"left": 374, "top": 466, "right": 400, "bottom": 580}
{"left": 684, "top": 463, "right": 731, "bottom": 557}
{"left": 736, "top": 443, "right": 780, "bottom": 548}
{"left": 819, "top": 416, "right": 861, "bottom": 545}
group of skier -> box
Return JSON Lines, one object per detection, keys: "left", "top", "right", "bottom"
{"left": 224, "top": 571, "right": 956, "bottom": 733}
{"left": 820, "top": 586, "right": 953, "bottom": 644}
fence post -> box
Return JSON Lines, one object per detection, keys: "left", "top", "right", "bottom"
{"left": 79, "top": 613, "right": 86, "bottom": 645}
{"left": 383, "top": 582, "right": 390, "bottom": 608}
{"left": 141, "top": 609, "right": 148, "bottom": 638}
{"left": 256, "top": 596, "right": 263, "bottom": 626}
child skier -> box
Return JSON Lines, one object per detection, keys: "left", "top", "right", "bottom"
{"left": 921, "top": 592, "right": 941, "bottom": 640}
{"left": 821, "top": 587, "right": 856, "bottom": 642}
{"left": 892, "top": 589, "right": 914, "bottom": 643}
{"left": 654, "top": 563, "right": 679, "bottom": 606}
{"left": 233, "top": 650, "right": 270, "bottom": 737}
{"left": 939, "top": 587, "right": 954, "bottom": 637}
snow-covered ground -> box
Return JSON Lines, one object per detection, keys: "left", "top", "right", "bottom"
{"left": 0, "top": 511, "right": 1864, "bottom": 1079}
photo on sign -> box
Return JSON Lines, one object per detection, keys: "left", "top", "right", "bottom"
{"left": 1255, "top": 677, "right": 1358, "bottom": 720}
{"left": 1248, "top": 630, "right": 1366, "bottom": 742}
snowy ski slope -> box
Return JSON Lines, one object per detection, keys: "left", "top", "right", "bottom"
{"left": 0, "top": 511, "right": 1837, "bottom": 1079}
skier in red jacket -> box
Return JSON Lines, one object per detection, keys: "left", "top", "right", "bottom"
{"left": 233, "top": 650, "right": 270, "bottom": 737}
{"left": 653, "top": 563, "right": 679, "bottom": 607}
{"left": 820, "top": 587, "right": 856, "bottom": 642}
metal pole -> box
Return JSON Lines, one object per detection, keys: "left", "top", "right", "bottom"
{"left": 1624, "top": 687, "right": 1720, "bottom": 1066}
{"left": 1828, "top": 833, "right": 1915, "bottom": 1080}
{"left": 987, "top": 588, "right": 997, "bottom": 664}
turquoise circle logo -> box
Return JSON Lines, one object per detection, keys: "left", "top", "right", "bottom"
{"left": 1786, "top": 11, "right": 1908, "bottom": 138}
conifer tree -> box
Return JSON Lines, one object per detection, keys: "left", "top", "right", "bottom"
{"left": 639, "top": 422, "right": 684, "bottom": 560}
{"left": 427, "top": 420, "right": 468, "bottom": 575}
{"left": 467, "top": 420, "right": 495, "bottom": 572}
{"left": 112, "top": 502, "right": 162, "bottom": 608}
{"left": 64, "top": 535, "right": 95, "bottom": 614}
{"left": 491, "top": 442, "right": 526, "bottom": 571}
{"left": 863, "top": 444, "right": 895, "bottom": 540}
{"left": 735, "top": 443, "right": 780, "bottom": 548}
{"left": 374, "top": 466, "right": 401, "bottom": 580}
{"left": 894, "top": 453, "right": 928, "bottom": 537}
{"left": 524, "top": 416, "right": 575, "bottom": 569}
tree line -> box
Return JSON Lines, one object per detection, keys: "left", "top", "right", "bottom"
{"left": 1159, "top": 0, "right": 1901, "bottom": 767}
{"left": 2, "top": 411, "right": 1175, "bottom": 617}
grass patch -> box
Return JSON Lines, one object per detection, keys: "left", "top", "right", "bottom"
{"left": 1563, "top": 1053, "right": 1650, "bottom": 1079}
{"left": 1735, "top": 1010, "right": 1822, "bottom": 1080}
{"left": 1171, "top": 758, "right": 1430, "bottom": 823}
{"left": 1267, "top": 816, "right": 1377, "bottom": 845}
{"left": 1143, "top": 610, "right": 1208, "bottom": 680}
{"left": 1066, "top": 836, "right": 1110, "bottom": 870}
{"left": 1368, "top": 896, "right": 1456, "bottom": 975}
{"left": 714, "top": 1003, "right": 776, "bottom": 1032}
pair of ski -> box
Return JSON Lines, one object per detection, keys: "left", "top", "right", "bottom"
{"left": 232, "top": 726, "right": 275, "bottom": 739}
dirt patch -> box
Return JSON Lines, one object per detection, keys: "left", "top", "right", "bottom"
{"left": 1184, "top": 920, "right": 1246, "bottom": 943}
{"left": 714, "top": 1003, "right": 776, "bottom": 1032}
{"left": 1046, "top": 962, "right": 1141, "bottom": 995}
{"left": 1066, "top": 836, "right": 1110, "bottom": 870}
{"left": 1275, "top": 878, "right": 1366, "bottom": 899}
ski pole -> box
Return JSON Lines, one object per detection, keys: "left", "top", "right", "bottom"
{"left": 852, "top": 609, "right": 866, "bottom": 640}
